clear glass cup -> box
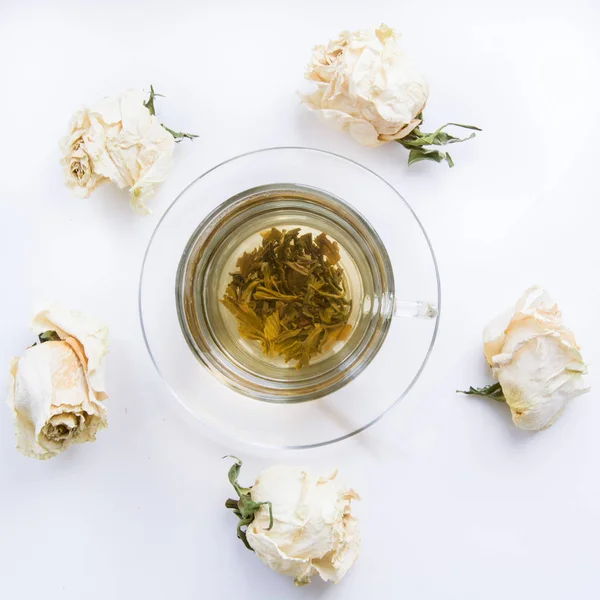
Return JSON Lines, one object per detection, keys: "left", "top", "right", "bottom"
{"left": 139, "top": 147, "right": 440, "bottom": 449}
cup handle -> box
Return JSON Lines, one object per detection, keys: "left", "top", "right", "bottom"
{"left": 393, "top": 299, "right": 438, "bottom": 319}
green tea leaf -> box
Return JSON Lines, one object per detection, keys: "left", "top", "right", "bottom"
{"left": 285, "top": 261, "right": 312, "bottom": 276}
{"left": 221, "top": 228, "right": 352, "bottom": 367}
{"left": 221, "top": 296, "right": 263, "bottom": 332}
{"left": 263, "top": 312, "right": 281, "bottom": 341}
{"left": 236, "top": 251, "right": 257, "bottom": 278}
{"left": 253, "top": 288, "right": 300, "bottom": 301}
{"left": 315, "top": 232, "right": 341, "bottom": 265}
{"left": 260, "top": 228, "right": 283, "bottom": 244}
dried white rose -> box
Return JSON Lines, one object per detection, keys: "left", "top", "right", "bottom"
{"left": 463, "top": 286, "right": 589, "bottom": 430}
{"left": 226, "top": 460, "right": 360, "bottom": 586}
{"left": 60, "top": 87, "right": 195, "bottom": 214}
{"left": 7, "top": 305, "right": 109, "bottom": 459}
{"left": 301, "top": 24, "right": 479, "bottom": 166}
{"left": 301, "top": 23, "right": 428, "bottom": 147}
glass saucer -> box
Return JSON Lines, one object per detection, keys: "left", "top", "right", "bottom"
{"left": 139, "top": 147, "right": 440, "bottom": 449}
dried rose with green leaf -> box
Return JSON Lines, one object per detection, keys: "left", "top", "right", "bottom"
{"left": 60, "top": 85, "right": 196, "bottom": 214}
{"left": 301, "top": 24, "right": 480, "bottom": 167}
{"left": 224, "top": 457, "right": 360, "bottom": 586}
{"left": 459, "top": 287, "right": 589, "bottom": 430}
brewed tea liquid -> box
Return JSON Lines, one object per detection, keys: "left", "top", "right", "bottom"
{"left": 217, "top": 226, "right": 362, "bottom": 369}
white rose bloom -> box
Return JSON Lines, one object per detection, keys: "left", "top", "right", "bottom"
{"left": 6, "top": 305, "right": 109, "bottom": 460}
{"left": 301, "top": 24, "right": 429, "bottom": 147}
{"left": 481, "top": 286, "right": 589, "bottom": 430}
{"left": 60, "top": 89, "right": 175, "bottom": 214}
{"left": 246, "top": 466, "right": 360, "bottom": 586}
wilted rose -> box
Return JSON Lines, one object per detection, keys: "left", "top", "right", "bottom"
{"left": 7, "top": 305, "right": 109, "bottom": 459}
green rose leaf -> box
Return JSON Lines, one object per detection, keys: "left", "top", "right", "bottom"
{"left": 144, "top": 84, "right": 198, "bottom": 143}
{"left": 398, "top": 116, "right": 481, "bottom": 168}
{"left": 457, "top": 382, "right": 506, "bottom": 402}
{"left": 408, "top": 148, "right": 454, "bottom": 168}
{"left": 224, "top": 456, "right": 273, "bottom": 552}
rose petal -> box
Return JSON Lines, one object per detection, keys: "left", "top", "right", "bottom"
{"left": 31, "top": 304, "right": 108, "bottom": 399}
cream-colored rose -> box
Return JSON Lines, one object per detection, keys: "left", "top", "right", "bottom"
{"left": 60, "top": 90, "right": 175, "bottom": 214}
{"left": 482, "top": 286, "right": 589, "bottom": 430}
{"left": 7, "top": 305, "right": 109, "bottom": 460}
{"left": 247, "top": 466, "right": 360, "bottom": 586}
{"left": 301, "top": 24, "right": 429, "bottom": 147}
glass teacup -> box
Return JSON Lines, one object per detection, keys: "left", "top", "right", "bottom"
{"left": 178, "top": 183, "right": 404, "bottom": 402}
{"left": 140, "top": 147, "right": 439, "bottom": 448}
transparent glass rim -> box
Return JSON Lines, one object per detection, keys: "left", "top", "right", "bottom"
{"left": 138, "top": 146, "right": 441, "bottom": 449}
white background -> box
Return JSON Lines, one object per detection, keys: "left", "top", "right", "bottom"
{"left": 1, "top": 1, "right": 599, "bottom": 598}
